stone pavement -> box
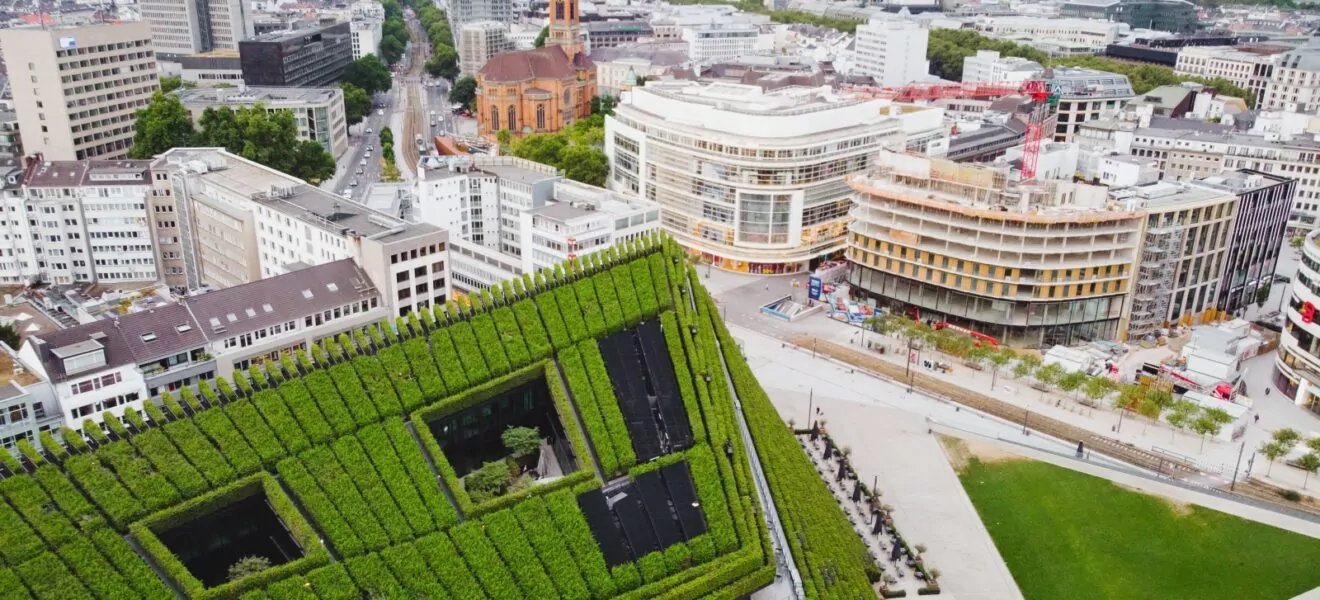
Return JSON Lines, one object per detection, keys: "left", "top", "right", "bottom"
{"left": 736, "top": 323, "right": 1025, "bottom": 600}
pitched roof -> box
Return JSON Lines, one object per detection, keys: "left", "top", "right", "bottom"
{"left": 479, "top": 46, "right": 592, "bottom": 82}
{"left": 31, "top": 303, "right": 206, "bottom": 383}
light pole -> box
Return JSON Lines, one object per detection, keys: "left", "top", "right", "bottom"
{"left": 1230, "top": 441, "right": 1246, "bottom": 491}
{"left": 1116, "top": 407, "right": 1127, "bottom": 433}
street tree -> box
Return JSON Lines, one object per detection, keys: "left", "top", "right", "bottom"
{"left": 1164, "top": 400, "right": 1200, "bottom": 443}
{"left": 987, "top": 348, "right": 1014, "bottom": 388}
{"left": 341, "top": 83, "right": 373, "bottom": 125}
{"left": 342, "top": 55, "right": 393, "bottom": 95}
{"left": 1190, "top": 407, "right": 1232, "bottom": 451}
{"left": 1297, "top": 453, "right": 1320, "bottom": 490}
{"left": 1082, "top": 376, "right": 1115, "bottom": 406}
{"left": 379, "top": 35, "right": 405, "bottom": 65}
{"left": 129, "top": 92, "right": 197, "bottom": 158}
{"left": 291, "top": 140, "right": 336, "bottom": 184}
{"left": 159, "top": 75, "right": 186, "bottom": 93}
{"left": 1057, "top": 370, "right": 1087, "bottom": 398}
{"left": 425, "top": 45, "right": 460, "bottom": 80}
{"left": 1274, "top": 427, "right": 1303, "bottom": 452}
{"left": 1011, "top": 354, "right": 1041, "bottom": 380}
{"left": 1259, "top": 440, "right": 1289, "bottom": 476}
{"left": 1033, "top": 362, "right": 1064, "bottom": 388}
{"left": 449, "top": 76, "right": 478, "bottom": 108}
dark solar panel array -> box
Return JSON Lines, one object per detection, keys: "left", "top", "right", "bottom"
{"left": 635, "top": 471, "right": 683, "bottom": 548}
{"left": 598, "top": 332, "right": 663, "bottom": 460}
{"left": 662, "top": 461, "right": 707, "bottom": 539}
{"left": 577, "top": 489, "right": 631, "bottom": 567}
{"left": 637, "top": 320, "right": 693, "bottom": 449}
{"left": 576, "top": 460, "right": 709, "bottom": 567}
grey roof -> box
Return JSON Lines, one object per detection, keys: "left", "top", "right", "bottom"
{"left": 31, "top": 303, "right": 206, "bottom": 382}
{"left": 23, "top": 160, "right": 152, "bottom": 188}
{"left": 587, "top": 43, "right": 689, "bottom": 66}
{"left": 183, "top": 259, "right": 377, "bottom": 339}
{"left": 29, "top": 260, "right": 380, "bottom": 382}
{"left": 529, "top": 201, "right": 594, "bottom": 222}
{"left": 1132, "top": 85, "right": 1192, "bottom": 109}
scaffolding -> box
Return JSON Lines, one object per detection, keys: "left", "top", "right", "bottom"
{"left": 1129, "top": 224, "right": 1183, "bottom": 340}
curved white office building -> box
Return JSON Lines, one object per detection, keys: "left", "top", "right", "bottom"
{"left": 1275, "top": 230, "right": 1320, "bottom": 412}
{"left": 605, "top": 81, "right": 902, "bottom": 274}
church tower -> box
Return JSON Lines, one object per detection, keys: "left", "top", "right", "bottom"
{"left": 547, "top": 0, "right": 582, "bottom": 59}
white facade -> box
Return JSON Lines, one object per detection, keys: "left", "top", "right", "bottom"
{"left": 1174, "top": 46, "right": 1280, "bottom": 105}
{"left": 853, "top": 18, "right": 929, "bottom": 86}
{"left": 1276, "top": 231, "right": 1320, "bottom": 408}
{"left": 520, "top": 180, "right": 661, "bottom": 272}
{"left": 606, "top": 81, "right": 904, "bottom": 274}
{"left": 0, "top": 161, "right": 157, "bottom": 287}
{"left": 459, "top": 22, "right": 515, "bottom": 77}
{"left": 970, "top": 16, "right": 1123, "bottom": 48}
{"left": 1098, "top": 155, "right": 1160, "bottom": 187}
{"left": 351, "top": 19, "right": 383, "bottom": 60}
{"left": 961, "top": 49, "right": 1042, "bottom": 84}
{"left": 1261, "top": 40, "right": 1320, "bottom": 113}
{"left": 682, "top": 23, "right": 758, "bottom": 64}
{"left": 139, "top": 0, "right": 252, "bottom": 57}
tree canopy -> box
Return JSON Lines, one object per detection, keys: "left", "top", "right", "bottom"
{"left": 341, "top": 83, "right": 373, "bottom": 125}
{"left": 411, "top": 0, "right": 461, "bottom": 81}
{"left": 533, "top": 26, "right": 549, "bottom": 48}
{"left": 449, "top": 76, "right": 478, "bottom": 109}
{"left": 379, "top": 0, "right": 408, "bottom": 65}
{"left": 129, "top": 91, "right": 196, "bottom": 159}
{"left": 506, "top": 104, "right": 613, "bottom": 187}
{"left": 342, "top": 55, "right": 393, "bottom": 95}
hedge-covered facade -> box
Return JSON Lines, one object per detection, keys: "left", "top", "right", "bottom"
{"left": 0, "top": 236, "right": 880, "bottom": 600}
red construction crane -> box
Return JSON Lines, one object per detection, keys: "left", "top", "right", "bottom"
{"left": 840, "top": 79, "right": 1060, "bottom": 181}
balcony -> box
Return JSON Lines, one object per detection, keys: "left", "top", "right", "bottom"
{"left": 139, "top": 349, "right": 215, "bottom": 385}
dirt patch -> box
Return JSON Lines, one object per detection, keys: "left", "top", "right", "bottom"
{"left": 938, "top": 434, "right": 1026, "bottom": 473}
{"left": 1113, "top": 482, "right": 1195, "bottom": 517}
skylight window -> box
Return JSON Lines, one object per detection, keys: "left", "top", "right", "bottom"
{"left": 140, "top": 332, "right": 157, "bottom": 342}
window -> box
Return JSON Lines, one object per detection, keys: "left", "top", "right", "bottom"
{"left": 396, "top": 271, "right": 408, "bottom": 282}
{"left": 536, "top": 104, "right": 546, "bottom": 130}
{"left": 491, "top": 106, "right": 500, "bottom": 131}
{"left": 508, "top": 106, "right": 516, "bottom": 131}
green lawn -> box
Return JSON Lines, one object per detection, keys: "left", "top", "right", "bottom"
{"left": 959, "top": 458, "right": 1320, "bottom": 600}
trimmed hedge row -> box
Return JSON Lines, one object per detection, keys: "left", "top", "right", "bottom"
{"left": 513, "top": 496, "right": 597, "bottom": 600}
{"left": 428, "top": 328, "right": 471, "bottom": 392}
{"left": 687, "top": 445, "right": 737, "bottom": 554}
{"left": 578, "top": 340, "right": 638, "bottom": 470}
{"left": 0, "top": 499, "right": 44, "bottom": 564}
{"left": 660, "top": 311, "right": 707, "bottom": 444}
{"left": 0, "top": 473, "right": 81, "bottom": 548}
{"left": 330, "top": 436, "right": 416, "bottom": 544}
{"left": 54, "top": 537, "right": 138, "bottom": 599}
{"left": 300, "top": 445, "right": 392, "bottom": 552}
{"left": 558, "top": 347, "right": 619, "bottom": 476}
{"left": 574, "top": 280, "right": 607, "bottom": 338}
{"left": 162, "top": 419, "right": 238, "bottom": 487}
{"left": 512, "top": 300, "right": 553, "bottom": 360}
{"left": 304, "top": 564, "right": 358, "bottom": 600}
{"left": 0, "top": 567, "right": 31, "bottom": 600}
{"left": 533, "top": 293, "right": 571, "bottom": 351}
{"left": 302, "top": 371, "right": 356, "bottom": 437}
{"left": 344, "top": 553, "right": 405, "bottom": 598}
{"left": 63, "top": 454, "right": 141, "bottom": 530}
{"left": 482, "top": 510, "right": 559, "bottom": 600}
{"left": 350, "top": 356, "right": 404, "bottom": 418}
{"left": 611, "top": 267, "right": 642, "bottom": 327}
{"left": 544, "top": 488, "right": 616, "bottom": 599}
{"left": 592, "top": 273, "right": 625, "bottom": 334}
{"left": 193, "top": 410, "right": 262, "bottom": 478}
{"left": 555, "top": 285, "right": 591, "bottom": 344}
{"left": 97, "top": 441, "right": 181, "bottom": 512}
{"left": 471, "top": 314, "right": 512, "bottom": 377}
{"left": 32, "top": 467, "right": 101, "bottom": 532}
{"left": 450, "top": 521, "right": 523, "bottom": 599}
{"left": 492, "top": 307, "right": 533, "bottom": 368}
{"left": 271, "top": 381, "right": 333, "bottom": 446}
{"left": 415, "top": 532, "right": 488, "bottom": 599}
{"left": 89, "top": 527, "right": 174, "bottom": 598}
{"left": 328, "top": 363, "right": 379, "bottom": 427}
{"left": 649, "top": 253, "right": 673, "bottom": 310}
{"left": 130, "top": 473, "right": 329, "bottom": 600}
{"left": 704, "top": 291, "right": 876, "bottom": 598}
{"left": 376, "top": 345, "right": 426, "bottom": 412}
{"left": 450, "top": 322, "right": 492, "bottom": 385}
{"left": 276, "top": 458, "right": 364, "bottom": 557}
{"left": 14, "top": 552, "right": 92, "bottom": 600}
{"left": 379, "top": 544, "right": 449, "bottom": 599}
{"left": 402, "top": 337, "right": 449, "bottom": 401}
{"left": 130, "top": 428, "right": 208, "bottom": 499}
{"left": 631, "top": 259, "right": 659, "bottom": 318}
{"left": 221, "top": 400, "right": 286, "bottom": 468}
{"left": 250, "top": 391, "right": 311, "bottom": 456}
{"left": 381, "top": 418, "right": 458, "bottom": 528}
{"left": 356, "top": 423, "right": 439, "bottom": 535}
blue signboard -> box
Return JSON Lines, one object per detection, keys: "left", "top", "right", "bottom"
{"left": 807, "top": 276, "right": 822, "bottom": 301}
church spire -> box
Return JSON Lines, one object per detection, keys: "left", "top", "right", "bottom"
{"left": 547, "top": 0, "right": 582, "bottom": 58}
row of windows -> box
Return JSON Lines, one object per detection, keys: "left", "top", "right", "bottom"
{"left": 71, "top": 372, "right": 123, "bottom": 395}
{"left": 71, "top": 392, "right": 139, "bottom": 418}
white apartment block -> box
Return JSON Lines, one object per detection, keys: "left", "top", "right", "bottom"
{"left": 151, "top": 148, "right": 451, "bottom": 318}
{"left": 0, "top": 341, "right": 62, "bottom": 454}
{"left": 16, "top": 259, "right": 388, "bottom": 433}
{"left": 1261, "top": 39, "right": 1320, "bottom": 113}
{"left": 961, "top": 49, "right": 1043, "bottom": 84}
{"left": 173, "top": 87, "right": 350, "bottom": 159}
{"left": 459, "top": 22, "right": 514, "bottom": 77}
{"left": 853, "top": 18, "right": 929, "bottom": 86}
{"left": 414, "top": 156, "right": 660, "bottom": 292}
{"left": 606, "top": 81, "right": 904, "bottom": 275}
{"left": 0, "top": 160, "right": 158, "bottom": 287}
{"left": 138, "top": 0, "right": 252, "bottom": 58}
{"left": 351, "top": 19, "right": 383, "bottom": 60}
{"left": 970, "top": 16, "right": 1124, "bottom": 48}
{"left": 1174, "top": 46, "right": 1280, "bottom": 105}
{"left": 682, "top": 23, "right": 758, "bottom": 64}
{"left": 1046, "top": 68, "right": 1136, "bottom": 142}
{"left": 0, "top": 23, "right": 159, "bottom": 161}
{"left": 1127, "top": 127, "right": 1318, "bottom": 232}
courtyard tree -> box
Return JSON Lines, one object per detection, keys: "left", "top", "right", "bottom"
{"left": 501, "top": 426, "right": 542, "bottom": 458}
{"left": 228, "top": 555, "right": 271, "bottom": 581}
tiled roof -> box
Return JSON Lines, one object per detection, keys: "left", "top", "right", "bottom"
{"left": 31, "top": 304, "right": 205, "bottom": 383}
{"left": 479, "top": 46, "right": 591, "bottom": 82}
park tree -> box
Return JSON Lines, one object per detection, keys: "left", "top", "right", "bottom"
{"left": 1190, "top": 407, "right": 1233, "bottom": 451}
{"left": 341, "top": 83, "right": 373, "bottom": 125}
{"left": 1033, "top": 362, "right": 1064, "bottom": 388}
{"left": 502, "top": 426, "right": 542, "bottom": 458}
{"left": 1298, "top": 453, "right": 1320, "bottom": 490}
{"left": 228, "top": 556, "right": 270, "bottom": 581}
{"left": 1259, "top": 441, "right": 1288, "bottom": 476}
{"left": 342, "top": 55, "right": 393, "bottom": 95}
{"left": 129, "top": 92, "right": 197, "bottom": 158}
{"left": 1083, "top": 376, "right": 1115, "bottom": 406}
{"left": 1057, "top": 370, "right": 1087, "bottom": 398}
{"left": 1164, "top": 400, "right": 1201, "bottom": 443}
{"left": 195, "top": 106, "right": 243, "bottom": 153}
{"left": 0, "top": 323, "right": 19, "bottom": 350}
{"left": 449, "top": 76, "right": 478, "bottom": 109}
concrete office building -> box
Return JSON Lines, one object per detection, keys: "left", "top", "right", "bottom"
{"left": 1191, "top": 170, "right": 1294, "bottom": 315}
{"left": 970, "top": 16, "right": 1123, "bottom": 49}
{"left": 1114, "top": 181, "right": 1236, "bottom": 339}
{"left": 848, "top": 152, "right": 1143, "bottom": 347}
{"left": 853, "top": 18, "right": 930, "bottom": 86}
{"left": 459, "top": 22, "right": 514, "bottom": 77}
{"left": 606, "top": 81, "right": 903, "bottom": 275}
{"left": 179, "top": 50, "right": 246, "bottom": 88}
{"left": 0, "top": 159, "right": 158, "bottom": 287}
{"left": 449, "top": 0, "right": 513, "bottom": 32}
{"left": 0, "top": 114, "right": 21, "bottom": 157}
{"left": 1174, "top": 46, "right": 1281, "bottom": 105}
{"left": 139, "top": 0, "right": 253, "bottom": 58}
{"left": 238, "top": 23, "right": 353, "bottom": 87}
{"left": 1261, "top": 38, "right": 1320, "bottom": 112}
{"left": 1044, "top": 68, "right": 1136, "bottom": 142}
{"left": 351, "top": 18, "right": 383, "bottom": 60}
{"left": 682, "top": 23, "right": 758, "bottom": 64}
{"left": 1060, "top": 0, "right": 1198, "bottom": 34}
{"left": 151, "top": 148, "right": 450, "bottom": 317}
{"left": 961, "top": 50, "right": 1042, "bottom": 84}
{"left": 174, "top": 87, "right": 349, "bottom": 159}
{"left": 0, "top": 23, "right": 159, "bottom": 161}
{"left": 585, "top": 21, "right": 654, "bottom": 49}
{"left": 1274, "top": 230, "right": 1320, "bottom": 410}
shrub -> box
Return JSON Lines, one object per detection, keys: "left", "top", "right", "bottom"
{"left": 227, "top": 556, "right": 271, "bottom": 582}
{"left": 90, "top": 527, "right": 174, "bottom": 597}
{"left": 471, "top": 314, "right": 512, "bottom": 377}
{"left": 130, "top": 428, "right": 209, "bottom": 498}
{"left": 632, "top": 259, "right": 659, "bottom": 318}
{"left": 579, "top": 340, "right": 638, "bottom": 469}
{"left": 382, "top": 418, "right": 458, "bottom": 528}
{"left": 221, "top": 400, "right": 287, "bottom": 468}
{"left": 298, "top": 445, "right": 390, "bottom": 552}
{"left": 544, "top": 489, "right": 616, "bottom": 598}
{"left": 32, "top": 466, "right": 102, "bottom": 531}
{"left": 639, "top": 551, "right": 669, "bottom": 583}
{"left": 380, "top": 544, "right": 449, "bottom": 598}
{"left": 1, "top": 471, "right": 81, "bottom": 546}
{"left": 344, "top": 553, "right": 405, "bottom": 598}
{"left": 356, "top": 423, "right": 437, "bottom": 535}
{"left": 557, "top": 347, "right": 618, "bottom": 475}
{"left": 513, "top": 497, "right": 594, "bottom": 600}
{"left": 302, "top": 371, "right": 356, "bottom": 436}
{"left": 612, "top": 267, "right": 642, "bottom": 326}
{"left": 330, "top": 436, "right": 415, "bottom": 544}
{"left": 428, "top": 328, "right": 470, "bottom": 392}
{"left": 377, "top": 345, "right": 425, "bottom": 411}
{"left": 277, "top": 458, "right": 365, "bottom": 558}
{"left": 414, "top": 532, "right": 487, "bottom": 599}
{"left": 402, "top": 337, "right": 448, "bottom": 401}
{"left": 449, "top": 322, "right": 492, "bottom": 384}
{"left": 98, "top": 440, "right": 181, "bottom": 511}
{"left": 555, "top": 286, "right": 590, "bottom": 343}
{"left": 305, "top": 564, "right": 359, "bottom": 600}
{"left": 14, "top": 552, "right": 93, "bottom": 599}
{"left": 612, "top": 563, "right": 642, "bottom": 593}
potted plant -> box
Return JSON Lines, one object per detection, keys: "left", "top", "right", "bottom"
{"left": 914, "top": 544, "right": 927, "bottom": 565}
